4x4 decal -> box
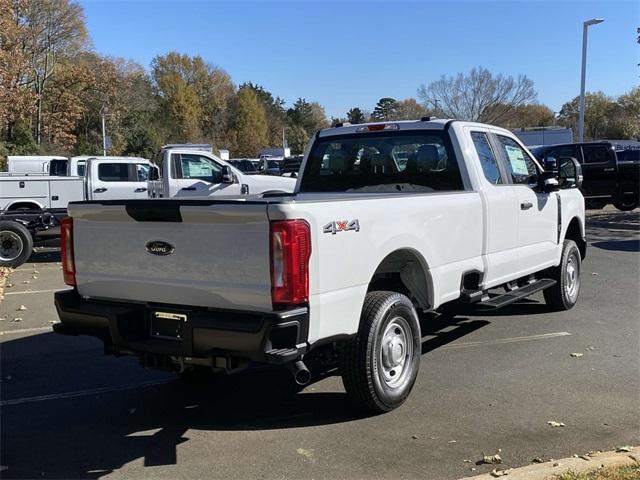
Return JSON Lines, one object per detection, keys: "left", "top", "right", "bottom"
{"left": 323, "top": 219, "right": 360, "bottom": 235}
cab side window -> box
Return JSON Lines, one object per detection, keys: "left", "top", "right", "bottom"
{"left": 178, "top": 154, "right": 222, "bottom": 182}
{"left": 98, "top": 163, "right": 130, "bottom": 182}
{"left": 496, "top": 135, "right": 538, "bottom": 186}
{"left": 582, "top": 145, "right": 610, "bottom": 164}
{"left": 471, "top": 132, "right": 503, "bottom": 184}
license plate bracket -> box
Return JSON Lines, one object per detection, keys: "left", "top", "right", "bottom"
{"left": 151, "top": 311, "right": 187, "bottom": 340}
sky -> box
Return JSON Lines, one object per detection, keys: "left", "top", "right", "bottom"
{"left": 80, "top": 0, "right": 639, "bottom": 118}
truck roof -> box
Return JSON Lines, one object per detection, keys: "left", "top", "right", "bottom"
{"left": 316, "top": 118, "right": 513, "bottom": 137}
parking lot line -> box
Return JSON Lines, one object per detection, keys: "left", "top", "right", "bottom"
{"left": 0, "top": 326, "right": 53, "bottom": 335}
{"left": 0, "top": 378, "right": 174, "bottom": 407}
{"left": 5, "top": 288, "right": 70, "bottom": 296}
{"left": 439, "top": 331, "right": 571, "bottom": 349}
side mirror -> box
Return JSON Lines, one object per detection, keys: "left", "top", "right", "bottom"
{"left": 543, "top": 156, "right": 558, "bottom": 172}
{"left": 221, "top": 165, "right": 234, "bottom": 184}
{"left": 558, "top": 156, "right": 583, "bottom": 190}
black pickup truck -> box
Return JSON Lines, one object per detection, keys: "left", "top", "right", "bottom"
{"left": 531, "top": 142, "right": 640, "bottom": 211}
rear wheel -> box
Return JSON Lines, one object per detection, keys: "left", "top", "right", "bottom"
{"left": 543, "top": 240, "right": 581, "bottom": 311}
{"left": 0, "top": 221, "right": 33, "bottom": 268}
{"left": 613, "top": 198, "right": 639, "bottom": 211}
{"left": 341, "top": 291, "right": 421, "bottom": 413}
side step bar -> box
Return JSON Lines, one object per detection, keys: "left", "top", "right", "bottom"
{"left": 477, "top": 278, "right": 557, "bottom": 309}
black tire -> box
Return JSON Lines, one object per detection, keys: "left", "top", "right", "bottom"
{"left": 341, "top": 291, "right": 421, "bottom": 413}
{"left": 0, "top": 221, "right": 33, "bottom": 268}
{"left": 613, "top": 199, "right": 639, "bottom": 211}
{"left": 543, "top": 240, "right": 581, "bottom": 311}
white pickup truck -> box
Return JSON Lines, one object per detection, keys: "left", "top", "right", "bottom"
{"left": 147, "top": 145, "right": 296, "bottom": 198}
{"left": 54, "top": 119, "right": 586, "bottom": 412}
{"left": 0, "top": 157, "right": 154, "bottom": 267}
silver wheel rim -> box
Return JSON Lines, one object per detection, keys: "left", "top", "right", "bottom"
{"left": 0, "top": 231, "right": 23, "bottom": 262}
{"left": 378, "top": 316, "right": 414, "bottom": 389}
{"left": 565, "top": 252, "right": 580, "bottom": 302}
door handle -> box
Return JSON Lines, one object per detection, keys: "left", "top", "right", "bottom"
{"left": 520, "top": 202, "right": 533, "bottom": 210}
{"left": 93, "top": 188, "right": 107, "bottom": 193}
{"left": 603, "top": 167, "right": 614, "bottom": 172}
{"left": 181, "top": 187, "right": 197, "bottom": 191}
{"left": 135, "top": 187, "right": 147, "bottom": 192}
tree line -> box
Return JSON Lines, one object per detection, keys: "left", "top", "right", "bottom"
{"left": 1, "top": 0, "right": 638, "bottom": 167}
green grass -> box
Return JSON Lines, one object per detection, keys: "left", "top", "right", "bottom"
{"left": 555, "top": 464, "right": 640, "bottom": 480}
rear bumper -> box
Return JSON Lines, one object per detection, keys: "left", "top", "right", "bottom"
{"left": 54, "top": 289, "right": 308, "bottom": 365}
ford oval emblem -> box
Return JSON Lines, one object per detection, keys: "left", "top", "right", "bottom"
{"left": 146, "top": 240, "right": 175, "bottom": 256}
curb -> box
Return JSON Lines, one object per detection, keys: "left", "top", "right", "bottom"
{"left": 460, "top": 447, "right": 639, "bottom": 480}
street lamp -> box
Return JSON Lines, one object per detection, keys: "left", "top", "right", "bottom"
{"left": 578, "top": 18, "right": 604, "bottom": 143}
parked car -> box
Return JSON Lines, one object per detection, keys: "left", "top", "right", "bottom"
{"left": 256, "top": 157, "right": 283, "bottom": 176}
{"left": 228, "top": 159, "right": 258, "bottom": 174}
{"left": 281, "top": 155, "right": 304, "bottom": 176}
{"left": 54, "top": 119, "right": 585, "bottom": 413}
{"left": 147, "top": 145, "right": 295, "bottom": 198}
{"left": 0, "top": 157, "right": 154, "bottom": 267}
{"left": 530, "top": 142, "right": 639, "bottom": 211}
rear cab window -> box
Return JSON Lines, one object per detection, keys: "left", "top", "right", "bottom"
{"left": 300, "top": 130, "right": 465, "bottom": 193}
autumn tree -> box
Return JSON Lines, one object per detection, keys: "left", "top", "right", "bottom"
{"left": 23, "top": 0, "right": 88, "bottom": 144}
{"left": 496, "top": 104, "right": 555, "bottom": 129}
{"left": 558, "top": 92, "right": 616, "bottom": 140}
{"left": 229, "top": 86, "right": 268, "bottom": 157}
{"left": 241, "top": 82, "right": 286, "bottom": 147}
{"left": 286, "top": 98, "right": 329, "bottom": 153}
{"left": 0, "top": 0, "right": 36, "bottom": 142}
{"left": 392, "top": 98, "right": 430, "bottom": 120}
{"left": 418, "top": 66, "right": 537, "bottom": 123}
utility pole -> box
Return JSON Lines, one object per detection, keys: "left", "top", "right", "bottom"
{"left": 578, "top": 18, "right": 604, "bottom": 143}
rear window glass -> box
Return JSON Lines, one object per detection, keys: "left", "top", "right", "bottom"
{"left": 49, "top": 159, "right": 68, "bottom": 176}
{"left": 300, "top": 131, "right": 464, "bottom": 193}
{"left": 76, "top": 160, "right": 86, "bottom": 176}
{"left": 98, "top": 163, "right": 130, "bottom": 182}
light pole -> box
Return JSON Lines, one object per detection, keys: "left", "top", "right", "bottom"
{"left": 578, "top": 18, "right": 604, "bottom": 143}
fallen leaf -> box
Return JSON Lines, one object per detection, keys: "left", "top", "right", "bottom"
{"left": 296, "top": 448, "right": 316, "bottom": 463}
{"left": 483, "top": 449, "right": 503, "bottom": 464}
{"left": 448, "top": 440, "right": 457, "bottom": 444}
{"left": 17, "top": 305, "right": 26, "bottom": 311}
{"left": 33, "top": 270, "right": 39, "bottom": 274}
{"left": 22, "top": 280, "right": 30, "bottom": 284}
{"left": 616, "top": 446, "right": 632, "bottom": 452}
{"left": 463, "top": 459, "right": 471, "bottom": 463}
{"left": 411, "top": 435, "right": 419, "bottom": 440}
{"left": 532, "top": 457, "right": 544, "bottom": 463}
{"left": 490, "top": 468, "right": 511, "bottom": 477}
{"left": 48, "top": 320, "right": 58, "bottom": 324}
{"left": 11, "top": 317, "right": 22, "bottom": 322}
{"left": 579, "top": 455, "right": 591, "bottom": 461}
{"left": 547, "top": 421, "right": 565, "bottom": 427}
{"left": 6, "top": 283, "right": 13, "bottom": 288}
{"left": 553, "top": 462, "right": 561, "bottom": 467}
{"left": 32, "top": 275, "right": 38, "bottom": 280}
{"left": 591, "top": 272, "right": 599, "bottom": 276}
{"left": 570, "top": 353, "right": 583, "bottom": 358}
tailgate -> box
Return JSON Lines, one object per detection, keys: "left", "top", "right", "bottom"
{"left": 70, "top": 200, "right": 273, "bottom": 312}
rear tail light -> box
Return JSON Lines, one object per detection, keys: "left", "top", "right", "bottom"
{"left": 270, "top": 220, "right": 311, "bottom": 307}
{"left": 60, "top": 218, "right": 75, "bottom": 286}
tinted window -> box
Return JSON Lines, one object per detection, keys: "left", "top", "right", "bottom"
{"left": 98, "top": 163, "right": 130, "bottom": 182}
{"left": 300, "top": 131, "right": 464, "bottom": 193}
{"left": 547, "top": 145, "right": 577, "bottom": 162}
{"left": 471, "top": 132, "right": 503, "bottom": 184}
{"left": 49, "top": 159, "right": 68, "bottom": 176}
{"left": 582, "top": 145, "right": 610, "bottom": 164}
{"left": 179, "top": 154, "right": 223, "bottom": 182}
{"left": 617, "top": 149, "right": 640, "bottom": 162}
{"left": 496, "top": 135, "right": 538, "bottom": 185}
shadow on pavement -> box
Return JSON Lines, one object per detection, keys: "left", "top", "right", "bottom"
{"left": 1, "top": 311, "right": 488, "bottom": 479}
{"left": 591, "top": 239, "right": 640, "bottom": 252}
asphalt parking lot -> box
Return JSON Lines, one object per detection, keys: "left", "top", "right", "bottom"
{"left": 1, "top": 209, "right": 638, "bottom": 479}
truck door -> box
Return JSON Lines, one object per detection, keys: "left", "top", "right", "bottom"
{"left": 580, "top": 144, "right": 617, "bottom": 199}
{"left": 88, "top": 162, "right": 143, "bottom": 200}
{"left": 494, "top": 134, "right": 558, "bottom": 275}
{"left": 132, "top": 163, "right": 151, "bottom": 198}
{"left": 467, "top": 129, "right": 519, "bottom": 287}
{"left": 171, "top": 152, "right": 241, "bottom": 197}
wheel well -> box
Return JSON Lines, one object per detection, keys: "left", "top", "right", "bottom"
{"left": 565, "top": 217, "right": 586, "bottom": 259}
{"left": 7, "top": 202, "right": 42, "bottom": 212}
{"left": 368, "top": 249, "right": 432, "bottom": 311}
